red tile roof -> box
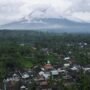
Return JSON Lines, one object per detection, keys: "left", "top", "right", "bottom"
{"left": 44, "top": 64, "right": 53, "bottom": 70}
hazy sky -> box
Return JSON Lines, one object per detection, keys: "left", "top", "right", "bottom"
{"left": 0, "top": 0, "right": 90, "bottom": 25}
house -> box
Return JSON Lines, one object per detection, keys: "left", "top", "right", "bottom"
{"left": 20, "top": 85, "right": 26, "bottom": 90}
{"left": 22, "top": 73, "right": 29, "bottom": 79}
{"left": 39, "top": 71, "right": 45, "bottom": 76}
{"left": 64, "top": 63, "right": 70, "bottom": 68}
{"left": 62, "top": 75, "right": 73, "bottom": 83}
{"left": 4, "top": 77, "right": 20, "bottom": 90}
{"left": 83, "top": 67, "right": 90, "bottom": 73}
{"left": 12, "top": 73, "right": 20, "bottom": 82}
{"left": 84, "top": 42, "right": 87, "bottom": 46}
{"left": 39, "top": 81, "right": 49, "bottom": 90}
{"left": 64, "top": 57, "right": 70, "bottom": 61}
{"left": 57, "top": 68, "right": 67, "bottom": 74}
{"left": 51, "top": 69, "right": 59, "bottom": 79}
{"left": 39, "top": 71, "right": 50, "bottom": 80}
{"left": 43, "top": 61, "right": 53, "bottom": 71}
{"left": 71, "top": 66, "right": 79, "bottom": 71}
{"left": 51, "top": 70, "right": 59, "bottom": 76}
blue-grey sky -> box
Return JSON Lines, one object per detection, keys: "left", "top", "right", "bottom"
{"left": 0, "top": 0, "right": 90, "bottom": 25}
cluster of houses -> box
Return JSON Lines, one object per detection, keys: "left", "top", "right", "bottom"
{"left": 2, "top": 55, "right": 90, "bottom": 90}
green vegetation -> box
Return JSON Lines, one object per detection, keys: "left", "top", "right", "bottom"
{"left": 0, "top": 30, "right": 90, "bottom": 89}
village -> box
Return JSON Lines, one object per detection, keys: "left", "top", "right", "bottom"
{"left": 2, "top": 45, "right": 90, "bottom": 90}
{"left": 0, "top": 31, "right": 90, "bottom": 90}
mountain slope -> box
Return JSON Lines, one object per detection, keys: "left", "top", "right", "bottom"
{"left": 0, "top": 18, "right": 90, "bottom": 33}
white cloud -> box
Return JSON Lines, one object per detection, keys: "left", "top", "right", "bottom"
{"left": 0, "top": 0, "right": 90, "bottom": 25}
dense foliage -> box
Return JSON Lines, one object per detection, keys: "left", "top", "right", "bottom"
{"left": 0, "top": 30, "right": 90, "bottom": 89}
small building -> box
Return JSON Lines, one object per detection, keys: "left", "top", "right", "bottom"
{"left": 39, "top": 71, "right": 50, "bottom": 80}
{"left": 64, "top": 63, "right": 70, "bottom": 68}
{"left": 20, "top": 85, "right": 26, "bottom": 90}
{"left": 22, "top": 73, "right": 29, "bottom": 79}
{"left": 83, "top": 67, "right": 90, "bottom": 73}
{"left": 70, "top": 66, "right": 79, "bottom": 72}
{"left": 39, "top": 81, "right": 49, "bottom": 90}
{"left": 51, "top": 70, "right": 59, "bottom": 76}
{"left": 44, "top": 61, "right": 53, "bottom": 70}
{"left": 64, "top": 57, "right": 70, "bottom": 61}
{"left": 51, "top": 69, "right": 59, "bottom": 79}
